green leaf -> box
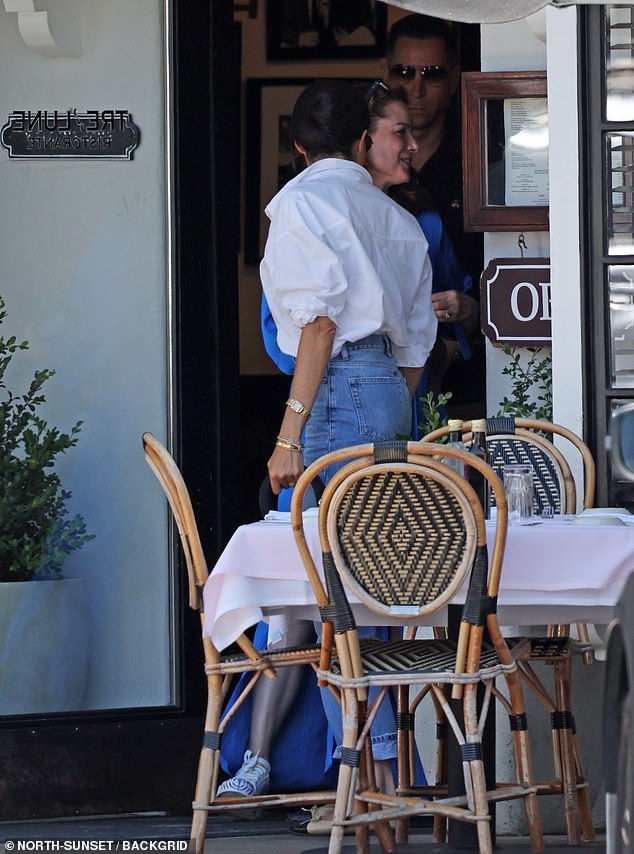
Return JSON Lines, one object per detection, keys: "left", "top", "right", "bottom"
{"left": 0, "top": 293, "right": 94, "bottom": 581}
{"left": 495, "top": 346, "right": 553, "bottom": 424}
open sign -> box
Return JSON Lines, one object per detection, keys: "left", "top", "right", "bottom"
{"left": 480, "top": 257, "right": 551, "bottom": 346}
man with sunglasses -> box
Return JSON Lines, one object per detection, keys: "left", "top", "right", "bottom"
{"left": 381, "top": 12, "right": 485, "bottom": 413}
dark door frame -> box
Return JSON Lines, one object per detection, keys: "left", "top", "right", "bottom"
{"left": 0, "top": 0, "right": 240, "bottom": 819}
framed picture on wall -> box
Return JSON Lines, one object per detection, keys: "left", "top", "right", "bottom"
{"left": 266, "top": 0, "right": 387, "bottom": 61}
{"left": 461, "top": 70, "right": 549, "bottom": 232}
{"left": 244, "top": 77, "right": 372, "bottom": 265}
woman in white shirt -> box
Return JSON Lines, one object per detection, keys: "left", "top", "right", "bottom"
{"left": 218, "top": 79, "right": 435, "bottom": 811}
{"left": 262, "top": 78, "right": 436, "bottom": 492}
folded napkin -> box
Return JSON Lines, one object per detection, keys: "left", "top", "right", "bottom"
{"left": 574, "top": 508, "right": 634, "bottom": 526}
{"left": 263, "top": 507, "right": 319, "bottom": 524}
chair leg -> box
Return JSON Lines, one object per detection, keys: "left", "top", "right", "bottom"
{"left": 189, "top": 744, "right": 213, "bottom": 854}
{"left": 463, "top": 684, "right": 493, "bottom": 854}
{"left": 432, "top": 692, "right": 448, "bottom": 844}
{"left": 461, "top": 744, "right": 493, "bottom": 854}
{"left": 511, "top": 727, "right": 544, "bottom": 852}
{"left": 360, "top": 697, "right": 395, "bottom": 853}
{"left": 189, "top": 675, "right": 223, "bottom": 854}
{"left": 573, "top": 737, "right": 596, "bottom": 841}
{"left": 328, "top": 769, "right": 351, "bottom": 854}
{"left": 553, "top": 659, "right": 583, "bottom": 845}
{"left": 329, "top": 686, "right": 360, "bottom": 854}
{"left": 395, "top": 685, "right": 411, "bottom": 845}
{"left": 553, "top": 659, "right": 594, "bottom": 845}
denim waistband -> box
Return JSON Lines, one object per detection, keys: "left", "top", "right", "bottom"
{"left": 335, "top": 334, "right": 393, "bottom": 361}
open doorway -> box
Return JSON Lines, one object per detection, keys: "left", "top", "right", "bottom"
{"left": 234, "top": 8, "right": 483, "bottom": 523}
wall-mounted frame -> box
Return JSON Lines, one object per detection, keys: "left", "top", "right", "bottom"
{"left": 265, "top": 0, "right": 386, "bottom": 61}
{"left": 461, "top": 70, "right": 549, "bottom": 232}
{"left": 244, "top": 77, "right": 371, "bottom": 265}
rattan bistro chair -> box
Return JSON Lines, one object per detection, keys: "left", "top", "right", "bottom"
{"left": 291, "top": 440, "right": 543, "bottom": 854}
{"left": 423, "top": 417, "right": 596, "bottom": 844}
{"left": 142, "top": 433, "right": 333, "bottom": 854}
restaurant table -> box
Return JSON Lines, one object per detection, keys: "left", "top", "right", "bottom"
{"left": 203, "top": 511, "right": 634, "bottom": 650}
{"left": 203, "top": 511, "right": 634, "bottom": 850}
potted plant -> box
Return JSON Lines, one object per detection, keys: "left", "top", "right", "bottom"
{"left": 0, "top": 294, "right": 94, "bottom": 714}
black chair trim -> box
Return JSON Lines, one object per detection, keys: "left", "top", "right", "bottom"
{"left": 204, "top": 731, "right": 222, "bottom": 750}
{"left": 340, "top": 747, "right": 361, "bottom": 768}
{"left": 323, "top": 552, "right": 356, "bottom": 633}
{"left": 551, "top": 710, "right": 575, "bottom": 731}
{"left": 509, "top": 712, "right": 528, "bottom": 732}
{"left": 436, "top": 722, "right": 448, "bottom": 740}
{"left": 462, "top": 546, "right": 497, "bottom": 625}
{"left": 486, "top": 416, "right": 516, "bottom": 435}
{"left": 461, "top": 742, "right": 482, "bottom": 762}
{"left": 397, "top": 712, "right": 415, "bottom": 731}
{"left": 373, "top": 440, "right": 408, "bottom": 463}
{"left": 196, "top": 583, "right": 205, "bottom": 613}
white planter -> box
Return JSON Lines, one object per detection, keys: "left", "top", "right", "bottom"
{"left": 0, "top": 578, "right": 90, "bottom": 715}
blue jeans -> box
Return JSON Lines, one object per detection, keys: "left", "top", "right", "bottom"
{"left": 304, "top": 335, "right": 411, "bottom": 479}
{"left": 305, "top": 334, "right": 411, "bottom": 761}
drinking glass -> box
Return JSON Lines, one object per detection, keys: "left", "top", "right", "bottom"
{"left": 503, "top": 464, "right": 534, "bottom": 524}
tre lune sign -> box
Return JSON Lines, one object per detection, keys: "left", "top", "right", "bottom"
{"left": 0, "top": 109, "right": 140, "bottom": 159}
{"left": 480, "top": 258, "right": 551, "bottom": 346}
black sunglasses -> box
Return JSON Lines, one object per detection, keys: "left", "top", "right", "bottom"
{"left": 389, "top": 64, "right": 450, "bottom": 83}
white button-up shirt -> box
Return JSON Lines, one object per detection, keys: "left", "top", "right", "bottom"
{"left": 260, "top": 158, "right": 436, "bottom": 368}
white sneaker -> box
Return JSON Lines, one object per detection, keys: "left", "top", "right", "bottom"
{"left": 217, "top": 750, "right": 271, "bottom": 798}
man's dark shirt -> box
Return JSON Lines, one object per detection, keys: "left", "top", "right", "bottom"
{"left": 415, "top": 113, "right": 483, "bottom": 290}
{"left": 415, "top": 112, "right": 486, "bottom": 405}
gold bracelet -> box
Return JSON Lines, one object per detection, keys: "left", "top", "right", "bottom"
{"left": 285, "top": 397, "right": 311, "bottom": 420}
{"left": 275, "top": 436, "right": 304, "bottom": 452}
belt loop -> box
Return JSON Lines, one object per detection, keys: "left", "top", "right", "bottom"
{"left": 383, "top": 335, "right": 392, "bottom": 357}
{"left": 340, "top": 342, "right": 349, "bottom": 361}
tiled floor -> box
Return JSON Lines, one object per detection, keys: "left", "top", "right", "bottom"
{"left": 0, "top": 812, "right": 606, "bottom": 853}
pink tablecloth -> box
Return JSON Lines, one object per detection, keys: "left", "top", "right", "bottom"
{"left": 203, "top": 515, "right": 634, "bottom": 651}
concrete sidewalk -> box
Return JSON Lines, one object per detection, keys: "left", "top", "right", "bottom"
{"left": 0, "top": 812, "right": 606, "bottom": 853}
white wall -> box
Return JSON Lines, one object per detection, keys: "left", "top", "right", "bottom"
{"left": 480, "top": 14, "right": 551, "bottom": 421}
{"left": 546, "top": 5, "right": 585, "bottom": 449}
{"left": 0, "top": 0, "right": 171, "bottom": 709}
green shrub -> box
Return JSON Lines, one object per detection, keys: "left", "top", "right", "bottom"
{"left": 495, "top": 344, "right": 553, "bottom": 423}
{"left": 418, "top": 390, "right": 452, "bottom": 439}
{"left": 0, "top": 295, "right": 94, "bottom": 581}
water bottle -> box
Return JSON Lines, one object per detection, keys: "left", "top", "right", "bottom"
{"left": 468, "top": 418, "right": 491, "bottom": 518}
{"left": 445, "top": 419, "right": 467, "bottom": 478}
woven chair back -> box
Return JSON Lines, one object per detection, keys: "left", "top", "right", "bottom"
{"left": 324, "top": 459, "right": 479, "bottom": 619}
{"left": 422, "top": 417, "right": 595, "bottom": 515}
{"left": 486, "top": 432, "right": 569, "bottom": 514}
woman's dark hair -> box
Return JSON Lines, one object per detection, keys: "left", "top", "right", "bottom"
{"left": 367, "top": 85, "right": 408, "bottom": 133}
{"left": 388, "top": 178, "right": 435, "bottom": 217}
{"left": 291, "top": 80, "right": 370, "bottom": 161}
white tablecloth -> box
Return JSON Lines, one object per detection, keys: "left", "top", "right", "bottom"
{"left": 203, "top": 515, "right": 634, "bottom": 651}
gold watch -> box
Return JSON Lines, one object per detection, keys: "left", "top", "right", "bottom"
{"left": 285, "top": 397, "right": 311, "bottom": 419}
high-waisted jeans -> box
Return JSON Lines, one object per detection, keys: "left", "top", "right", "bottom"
{"left": 304, "top": 334, "right": 411, "bottom": 478}
{"left": 305, "top": 334, "right": 412, "bottom": 760}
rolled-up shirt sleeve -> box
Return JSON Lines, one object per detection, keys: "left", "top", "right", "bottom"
{"left": 261, "top": 200, "right": 351, "bottom": 356}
